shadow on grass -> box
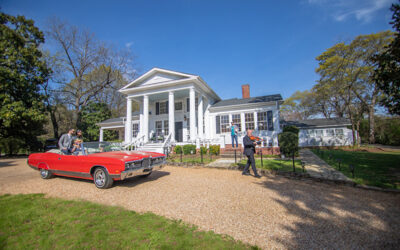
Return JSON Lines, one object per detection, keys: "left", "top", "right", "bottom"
{"left": 256, "top": 176, "right": 400, "bottom": 249}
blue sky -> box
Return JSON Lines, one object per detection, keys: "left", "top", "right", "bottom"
{"left": 1, "top": 0, "right": 396, "bottom": 100}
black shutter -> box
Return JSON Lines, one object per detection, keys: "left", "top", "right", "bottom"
{"left": 156, "top": 102, "right": 159, "bottom": 115}
{"left": 186, "top": 98, "right": 190, "bottom": 112}
{"left": 267, "top": 111, "right": 273, "bottom": 131}
{"left": 216, "top": 116, "right": 221, "bottom": 134}
{"left": 166, "top": 101, "right": 169, "bottom": 113}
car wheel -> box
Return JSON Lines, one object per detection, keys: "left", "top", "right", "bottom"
{"left": 93, "top": 167, "right": 114, "bottom": 189}
{"left": 40, "top": 168, "right": 53, "bottom": 179}
{"left": 139, "top": 171, "right": 152, "bottom": 178}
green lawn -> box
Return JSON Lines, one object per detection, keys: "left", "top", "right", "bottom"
{"left": 311, "top": 148, "right": 400, "bottom": 189}
{"left": 0, "top": 194, "right": 256, "bottom": 250}
{"left": 168, "top": 154, "right": 217, "bottom": 164}
{"left": 238, "top": 158, "right": 303, "bottom": 172}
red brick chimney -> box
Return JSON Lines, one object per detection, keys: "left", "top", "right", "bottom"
{"left": 242, "top": 84, "right": 250, "bottom": 99}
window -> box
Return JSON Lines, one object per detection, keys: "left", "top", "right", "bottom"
{"left": 257, "top": 112, "right": 267, "bottom": 130}
{"left": 175, "top": 102, "right": 182, "bottom": 111}
{"left": 159, "top": 102, "right": 167, "bottom": 114}
{"left": 156, "top": 101, "right": 168, "bottom": 115}
{"left": 326, "top": 129, "right": 334, "bottom": 136}
{"left": 155, "top": 121, "right": 163, "bottom": 136}
{"left": 335, "top": 129, "right": 344, "bottom": 136}
{"left": 164, "top": 120, "right": 169, "bottom": 135}
{"left": 245, "top": 113, "right": 254, "bottom": 130}
{"left": 232, "top": 114, "right": 241, "bottom": 131}
{"left": 220, "top": 115, "right": 229, "bottom": 133}
{"left": 308, "top": 129, "right": 315, "bottom": 136}
{"left": 133, "top": 123, "right": 139, "bottom": 137}
{"left": 267, "top": 111, "right": 274, "bottom": 131}
{"left": 316, "top": 130, "right": 324, "bottom": 136}
{"left": 186, "top": 98, "right": 198, "bottom": 112}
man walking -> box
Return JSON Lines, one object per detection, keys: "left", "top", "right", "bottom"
{"left": 58, "top": 128, "right": 75, "bottom": 155}
{"left": 230, "top": 122, "right": 239, "bottom": 148}
{"left": 242, "top": 129, "right": 261, "bottom": 178}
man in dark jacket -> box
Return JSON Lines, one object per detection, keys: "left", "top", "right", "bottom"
{"left": 242, "top": 129, "right": 261, "bottom": 178}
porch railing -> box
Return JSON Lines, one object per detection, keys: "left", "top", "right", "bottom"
{"left": 162, "top": 132, "right": 173, "bottom": 155}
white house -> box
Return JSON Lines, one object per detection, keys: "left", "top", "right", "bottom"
{"left": 97, "top": 68, "right": 283, "bottom": 153}
{"left": 282, "top": 118, "right": 354, "bottom": 147}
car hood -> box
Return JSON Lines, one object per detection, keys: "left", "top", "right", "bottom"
{"left": 88, "top": 151, "right": 165, "bottom": 162}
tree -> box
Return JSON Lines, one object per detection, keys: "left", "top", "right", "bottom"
{"left": 46, "top": 19, "right": 134, "bottom": 129}
{"left": 0, "top": 13, "right": 51, "bottom": 154}
{"left": 278, "top": 131, "right": 299, "bottom": 172}
{"left": 80, "top": 102, "right": 118, "bottom": 142}
{"left": 280, "top": 90, "right": 317, "bottom": 120}
{"left": 315, "top": 31, "right": 393, "bottom": 144}
{"left": 374, "top": 2, "right": 400, "bottom": 115}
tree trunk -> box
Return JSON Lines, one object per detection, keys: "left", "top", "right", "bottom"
{"left": 50, "top": 109, "right": 59, "bottom": 139}
{"left": 368, "top": 102, "right": 376, "bottom": 144}
{"left": 292, "top": 153, "right": 295, "bottom": 172}
{"left": 356, "top": 120, "right": 361, "bottom": 146}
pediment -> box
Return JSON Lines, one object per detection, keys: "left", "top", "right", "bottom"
{"left": 138, "top": 72, "right": 186, "bottom": 86}
{"left": 121, "top": 68, "right": 195, "bottom": 90}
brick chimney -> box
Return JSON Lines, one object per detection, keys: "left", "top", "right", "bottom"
{"left": 242, "top": 84, "right": 250, "bottom": 99}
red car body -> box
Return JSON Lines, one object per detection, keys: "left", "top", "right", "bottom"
{"left": 28, "top": 150, "right": 166, "bottom": 188}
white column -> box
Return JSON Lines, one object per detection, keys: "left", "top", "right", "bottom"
{"left": 254, "top": 111, "right": 258, "bottom": 131}
{"left": 168, "top": 91, "right": 175, "bottom": 141}
{"left": 204, "top": 99, "right": 211, "bottom": 139}
{"left": 241, "top": 113, "right": 246, "bottom": 132}
{"left": 197, "top": 95, "right": 203, "bottom": 139}
{"left": 125, "top": 98, "right": 132, "bottom": 143}
{"left": 143, "top": 95, "right": 149, "bottom": 142}
{"left": 189, "top": 87, "right": 196, "bottom": 141}
{"left": 99, "top": 128, "right": 104, "bottom": 142}
{"left": 139, "top": 100, "right": 143, "bottom": 137}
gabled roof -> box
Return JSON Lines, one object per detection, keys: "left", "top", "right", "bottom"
{"left": 282, "top": 118, "right": 351, "bottom": 129}
{"left": 120, "top": 67, "right": 197, "bottom": 90}
{"left": 119, "top": 67, "right": 221, "bottom": 101}
{"left": 211, "top": 94, "right": 283, "bottom": 108}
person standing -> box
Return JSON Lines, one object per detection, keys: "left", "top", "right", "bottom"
{"left": 58, "top": 128, "right": 75, "bottom": 155}
{"left": 242, "top": 129, "right": 261, "bottom": 178}
{"left": 230, "top": 122, "right": 239, "bottom": 148}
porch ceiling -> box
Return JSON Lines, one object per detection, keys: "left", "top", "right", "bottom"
{"left": 133, "top": 89, "right": 190, "bottom": 102}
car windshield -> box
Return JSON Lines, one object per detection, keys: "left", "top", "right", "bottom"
{"left": 84, "top": 142, "right": 124, "bottom": 155}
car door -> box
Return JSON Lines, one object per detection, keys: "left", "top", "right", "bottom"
{"left": 56, "top": 154, "right": 82, "bottom": 175}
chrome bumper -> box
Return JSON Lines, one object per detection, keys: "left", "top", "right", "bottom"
{"left": 118, "top": 163, "right": 164, "bottom": 180}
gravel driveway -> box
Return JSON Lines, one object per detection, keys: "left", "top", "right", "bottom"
{"left": 1, "top": 158, "right": 399, "bottom": 249}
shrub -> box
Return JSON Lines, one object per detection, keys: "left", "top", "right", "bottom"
{"left": 278, "top": 132, "right": 299, "bottom": 172}
{"left": 209, "top": 145, "right": 220, "bottom": 155}
{"left": 200, "top": 146, "right": 208, "bottom": 155}
{"left": 174, "top": 145, "right": 182, "bottom": 154}
{"left": 282, "top": 125, "right": 299, "bottom": 135}
{"left": 183, "top": 144, "right": 196, "bottom": 155}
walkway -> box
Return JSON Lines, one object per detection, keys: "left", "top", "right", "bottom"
{"left": 299, "top": 149, "right": 352, "bottom": 182}
{"left": 205, "top": 158, "right": 236, "bottom": 168}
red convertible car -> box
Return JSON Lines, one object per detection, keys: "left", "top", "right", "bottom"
{"left": 27, "top": 142, "right": 166, "bottom": 189}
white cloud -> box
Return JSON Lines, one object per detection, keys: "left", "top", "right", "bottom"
{"left": 308, "top": 0, "right": 393, "bottom": 22}
{"left": 125, "top": 42, "right": 134, "bottom": 48}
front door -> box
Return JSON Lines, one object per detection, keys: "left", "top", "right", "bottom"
{"left": 175, "top": 122, "right": 183, "bottom": 142}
